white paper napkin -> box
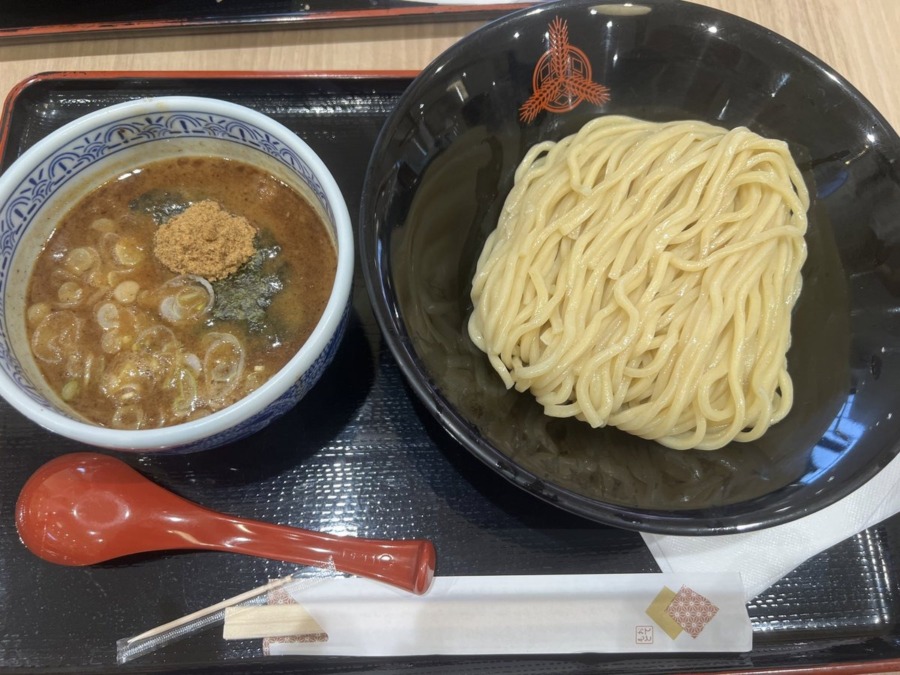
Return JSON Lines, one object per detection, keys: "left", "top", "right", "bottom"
{"left": 254, "top": 573, "right": 751, "bottom": 656}
{"left": 642, "top": 449, "right": 900, "bottom": 601}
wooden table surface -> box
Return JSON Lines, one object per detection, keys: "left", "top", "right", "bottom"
{"left": 0, "top": 0, "right": 898, "bottom": 136}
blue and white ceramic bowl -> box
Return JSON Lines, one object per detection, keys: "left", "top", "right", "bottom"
{"left": 0, "top": 97, "right": 353, "bottom": 453}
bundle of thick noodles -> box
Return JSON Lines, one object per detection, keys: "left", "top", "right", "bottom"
{"left": 468, "top": 116, "right": 809, "bottom": 450}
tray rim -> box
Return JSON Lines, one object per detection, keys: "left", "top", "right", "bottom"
{"left": 707, "top": 659, "right": 900, "bottom": 675}
{"left": 0, "top": 3, "right": 533, "bottom": 43}
{"left": 0, "top": 69, "right": 420, "bottom": 163}
{"left": 2, "top": 69, "right": 900, "bottom": 675}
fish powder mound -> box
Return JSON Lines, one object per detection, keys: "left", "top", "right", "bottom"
{"left": 154, "top": 200, "right": 256, "bottom": 281}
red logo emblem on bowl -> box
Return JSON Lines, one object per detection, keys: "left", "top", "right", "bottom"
{"left": 519, "top": 17, "right": 611, "bottom": 123}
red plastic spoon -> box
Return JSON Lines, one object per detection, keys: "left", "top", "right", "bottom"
{"left": 15, "top": 453, "right": 435, "bottom": 594}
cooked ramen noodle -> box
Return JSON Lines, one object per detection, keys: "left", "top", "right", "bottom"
{"left": 468, "top": 116, "right": 809, "bottom": 450}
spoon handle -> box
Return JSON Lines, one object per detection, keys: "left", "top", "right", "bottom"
{"left": 191, "top": 512, "right": 436, "bottom": 594}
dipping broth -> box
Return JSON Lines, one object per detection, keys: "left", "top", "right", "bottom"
{"left": 25, "top": 156, "right": 337, "bottom": 429}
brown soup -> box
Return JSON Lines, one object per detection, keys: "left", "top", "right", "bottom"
{"left": 26, "top": 156, "right": 336, "bottom": 429}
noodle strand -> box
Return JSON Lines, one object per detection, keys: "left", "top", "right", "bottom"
{"left": 468, "top": 116, "right": 809, "bottom": 450}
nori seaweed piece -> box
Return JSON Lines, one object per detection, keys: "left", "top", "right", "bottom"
{"left": 210, "top": 231, "right": 284, "bottom": 332}
{"left": 130, "top": 190, "right": 190, "bottom": 224}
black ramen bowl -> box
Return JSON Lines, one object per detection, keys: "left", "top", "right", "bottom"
{"left": 360, "top": 0, "right": 900, "bottom": 534}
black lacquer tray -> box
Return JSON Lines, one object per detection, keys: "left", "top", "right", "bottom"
{"left": 0, "top": 1, "right": 531, "bottom": 42}
{"left": 0, "top": 72, "right": 899, "bottom": 674}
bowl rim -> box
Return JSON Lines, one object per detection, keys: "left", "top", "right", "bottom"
{"left": 0, "top": 95, "right": 354, "bottom": 451}
{"left": 360, "top": 0, "right": 900, "bottom": 534}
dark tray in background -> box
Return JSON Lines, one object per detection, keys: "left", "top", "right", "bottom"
{"left": 0, "top": 1, "right": 532, "bottom": 42}
{"left": 1, "top": 73, "right": 899, "bottom": 674}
